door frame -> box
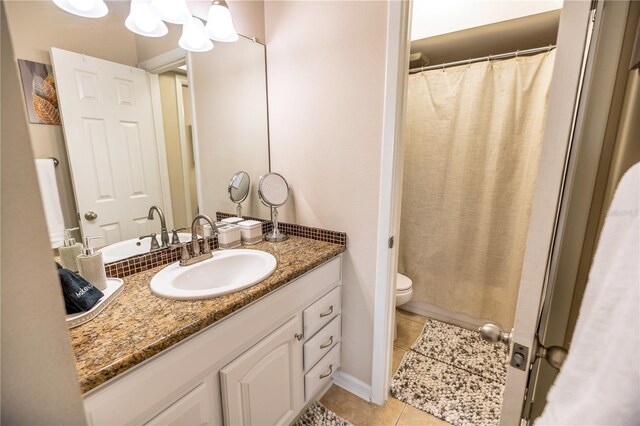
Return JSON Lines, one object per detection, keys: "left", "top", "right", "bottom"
{"left": 370, "top": 0, "right": 597, "bottom": 419}
{"left": 499, "top": 2, "right": 597, "bottom": 423}
{"left": 139, "top": 47, "right": 195, "bottom": 230}
{"left": 370, "top": 0, "right": 411, "bottom": 405}
{"left": 523, "top": 1, "right": 633, "bottom": 421}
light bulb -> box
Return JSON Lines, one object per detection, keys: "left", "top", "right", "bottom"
{"left": 68, "top": 0, "right": 95, "bottom": 12}
{"left": 204, "top": 1, "right": 239, "bottom": 42}
{"left": 53, "top": 0, "right": 108, "bottom": 18}
{"left": 125, "top": 0, "right": 168, "bottom": 37}
{"left": 150, "top": 0, "right": 192, "bottom": 25}
{"left": 179, "top": 17, "right": 213, "bottom": 52}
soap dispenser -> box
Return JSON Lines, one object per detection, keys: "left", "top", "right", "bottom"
{"left": 77, "top": 236, "right": 108, "bottom": 291}
{"left": 58, "top": 227, "right": 83, "bottom": 272}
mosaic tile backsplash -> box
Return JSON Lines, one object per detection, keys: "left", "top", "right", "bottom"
{"left": 104, "top": 215, "right": 346, "bottom": 278}
{"left": 216, "top": 212, "right": 347, "bottom": 246}
{"left": 104, "top": 238, "right": 217, "bottom": 279}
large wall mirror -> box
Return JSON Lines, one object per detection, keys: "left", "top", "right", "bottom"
{"left": 5, "top": 1, "right": 270, "bottom": 258}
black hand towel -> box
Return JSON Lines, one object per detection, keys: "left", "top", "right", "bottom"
{"left": 58, "top": 267, "right": 104, "bottom": 314}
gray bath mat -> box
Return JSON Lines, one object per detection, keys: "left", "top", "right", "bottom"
{"left": 294, "top": 402, "right": 352, "bottom": 426}
{"left": 391, "top": 351, "right": 504, "bottom": 426}
{"left": 392, "top": 318, "right": 507, "bottom": 426}
{"left": 411, "top": 319, "right": 508, "bottom": 384}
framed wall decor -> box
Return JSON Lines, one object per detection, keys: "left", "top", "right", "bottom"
{"left": 18, "top": 59, "right": 61, "bottom": 125}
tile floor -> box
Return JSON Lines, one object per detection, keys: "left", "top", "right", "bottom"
{"left": 320, "top": 309, "right": 451, "bottom": 426}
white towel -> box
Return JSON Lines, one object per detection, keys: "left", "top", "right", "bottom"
{"left": 536, "top": 163, "right": 640, "bottom": 425}
{"left": 34, "top": 159, "right": 66, "bottom": 248}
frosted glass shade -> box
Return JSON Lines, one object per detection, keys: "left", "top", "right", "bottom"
{"left": 150, "top": 0, "right": 192, "bottom": 25}
{"left": 125, "top": 0, "right": 168, "bottom": 38}
{"left": 204, "top": 1, "right": 239, "bottom": 43}
{"left": 53, "top": 0, "right": 108, "bottom": 18}
{"left": 179, "top": 18, "right": 213, "bottom": 52}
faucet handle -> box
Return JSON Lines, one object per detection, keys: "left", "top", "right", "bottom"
{"left": 203, "top": 235, "right": 215, "bottom": 254}
{"left": 179, "top": 242, "right": 191, "bottom": 265}
{"left": 171, "top": 228, "right": 186, "bottom": 245}
{"left": 140, "top": 233, "right": 160, "bottom": 251}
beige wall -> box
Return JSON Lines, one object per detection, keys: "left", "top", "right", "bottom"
{"left": 264, "top": 1, "right": 388, "bottom": 387}
{"left": 191, "top": 37, "right": 271, "bottom": 219}
{"left": 4, "top": 0, "right": 138, "bottom": 231}
{"left": 183, "top": 84, "right": 199, "bottom": 217}
{"left": 1, "top": 4, "right": 87, "bottom": 423}
{"left": 159, "top": 71, "right": 190, "bottom": 229}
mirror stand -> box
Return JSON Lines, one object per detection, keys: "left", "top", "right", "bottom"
{"left": 228, "top": 171, "right": 251, "bottom": 220}
{"left": 259, "top": 172, "right": 290, "bottom": 243}
{"left": 266, "top": 206, "right": 287, "bottom": 242}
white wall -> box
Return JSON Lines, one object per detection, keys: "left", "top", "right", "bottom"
{"left": 411, "top": 0, "right": 563, "bottom": 40}
{"left": 264, "top": 1, "right": 388, "bottom": 388}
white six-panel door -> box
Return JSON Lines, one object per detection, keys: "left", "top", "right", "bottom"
{"left": 51, "top": 47, "right": 165, "bottom": 245}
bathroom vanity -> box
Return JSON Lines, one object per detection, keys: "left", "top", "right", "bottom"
{"left": 72, "top": 237, "right": 344, "bottom": 425}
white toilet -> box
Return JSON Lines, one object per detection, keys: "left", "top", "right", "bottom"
{"left": 395, "top": 273, "right": 413, "bottom": 306}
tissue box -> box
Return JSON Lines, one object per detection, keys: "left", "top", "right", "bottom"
{"left": 218, "top": 225, "right": 241, "bottom": 249}
{"left": 222, "top": 217, "right": 244, "bottom": 225}
{"left": 238, "top": 220, "right": 263, "bottom": 245}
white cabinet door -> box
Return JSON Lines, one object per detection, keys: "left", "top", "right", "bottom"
{"left": 220, "top": 316, "right": 304, "bottom": 426}
{"left": 50, "top": 47, "right": 166, "bottom": 244}
{"left": 145, "top": 383, "right": 213, "bottom": 426}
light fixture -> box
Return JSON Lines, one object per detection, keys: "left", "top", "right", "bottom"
{"left": 179, "top": 17, "right": 214, "bottom": 52}
{"left": 150, "top": 0, "right": 192, "bottom": 25}
{"left": 204, "top": 0, "right": 239, "bottom": 43}
{"left": 52, "top": 0, "right": 108, "bottom": 18}
{"left": 125, "top": 0, "right": 168, "bottom": 38}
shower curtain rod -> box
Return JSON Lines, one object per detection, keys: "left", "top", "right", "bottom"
{"left": 409, "top": 45, "right": 556, "bottom": 74}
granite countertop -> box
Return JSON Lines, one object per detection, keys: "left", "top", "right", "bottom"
{"left": 70, "top": 236, "right": 345, "bottom": 394}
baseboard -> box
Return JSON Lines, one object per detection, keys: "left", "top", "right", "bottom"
{"left": 401, "top": 301, "right": 493, "bottom": 331}
{"left": 332, "top": 369, "right": 372, "bottom": 402}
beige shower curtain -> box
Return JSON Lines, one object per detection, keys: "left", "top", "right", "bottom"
{"left": 398, "top": 51, "right": 556, "bottom": 329}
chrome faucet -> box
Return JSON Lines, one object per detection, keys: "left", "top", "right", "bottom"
{"left": 179, "top": 214, "right": 218, "bottom": 266}
{"left": 148, "top": 205, "right": 170, "bottom": 248}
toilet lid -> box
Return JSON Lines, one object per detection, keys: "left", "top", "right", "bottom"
{"left": 397, "top": 274, "right": 412, "bottom": 291}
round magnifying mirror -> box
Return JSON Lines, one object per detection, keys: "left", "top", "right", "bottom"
{"left": 258, "top": 173, "right": 290, "bottom": 242}
{"left": 228, "top": 171, "right": 250, "bottom": 218}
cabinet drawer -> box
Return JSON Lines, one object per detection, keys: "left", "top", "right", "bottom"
{"left": 304, "top": 342, "right": 341, "bottom": 401}
{"left": 303, "top": 315, "right": 341, "bottom": 371}
{"left": 303, "top": 286, "right": 341, "bottom": 339}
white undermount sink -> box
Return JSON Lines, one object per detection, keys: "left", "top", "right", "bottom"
{"left": 150, "top": 249, "right": 277, "bottom": 300}
{"left": 101, "top": 233, "right": 192, "bottom": 264}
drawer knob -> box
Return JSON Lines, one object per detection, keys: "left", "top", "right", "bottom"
{"left": 320, "top": 336, "right": 334, "bottom": 350}
{"left": 295, "top": 333, "right": 303, "bottom": 341}
{"left": 319, "top": 364, "right": 333, "bottom": 379}
{"left": 320, "top": 305, "right": 334, "bottom": 318}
